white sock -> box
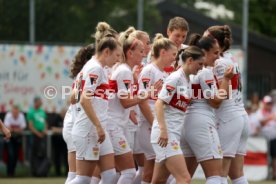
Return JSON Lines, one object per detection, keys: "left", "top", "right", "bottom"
{"left": 91, "top": 176, "right": 100, "bottom": 184}
{"left": 232, "top": 176, "right": 248, "bottom": 184}
{"left": 65, "top": 172, "right": 76, "bottom": 184}
{"left": 99, "top": 168, "right": 116, "bottom": 184}
{"left": 114, "top": 172, "right": 120, "bottom": 183}
{"left": 69, "top": 175, "right": 91, "bottom": 184}
{"left": 117, "top": 168, "right": 136, "bottom": 184}
{"left": 141, "top": 182, "right": 150, "bottom": 184}
{"left": 132, "top": 166, "right": 144, "bottom": 184}
{"left": 205, "top": 176, "right": 221, "bottom": 184}
{"left": 221, "top": 177, "right": 228, "bottom": 184}
{"left": 166, "top": 175, "right": 175, "bottom": 184}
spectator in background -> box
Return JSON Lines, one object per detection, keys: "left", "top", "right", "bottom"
{"left": 3, "top": 105, "right": 26, "bottom": 176}
{"left": 250, "top": 92, "right": 261, "bottom": 113}
{"left": 245, "top": 101, "right": 260, "bottom": 136}
{"left": 255, "top": 95, "right": 276, "bottom": 180}
{"left": 47, "top": 108, "right": 68, "bottom": 176}
{"left": 27, "top": 96, "right": 49, "bottom": 176}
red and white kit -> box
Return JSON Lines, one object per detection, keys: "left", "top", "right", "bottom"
{"left": 72, "top": 57, "right": 113, "bottom": 161}
{"left": 181, "top": 67, "right": 223, "bottom": 162}
{"left": 151, "top": 68, "right": 191, "bottom": 162}
{"left": 106, "top": 63, "right": 136, "bottom": 155}
{"left": 138, "top": 63, "right": 168, "bottom": 160}
{"left": 213, "top": 52, "right": 249, "bottom": 157}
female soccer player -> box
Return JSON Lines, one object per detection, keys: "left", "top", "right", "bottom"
{"left": 151, "top": 46, "right": 205, "bottom": 184}
{"left": 106, "top": 28, "right": 150, "bottom": 184}
{"left": 206, "top": 25, "right": 249, "bottom": 184}
{"left": 120, "top": 27, "right": 151, "bottom": 184}
{"left": 181, "top": 34, "right": 233, "bottom": 184}
{"left": 63, "top": 44, "right": 95, "bottom": 184}
{"left": 138, "top": 33, "right": 177, "bottom": 183}
{"left": 69, "top": 23, "right": 122, "bottom": 184}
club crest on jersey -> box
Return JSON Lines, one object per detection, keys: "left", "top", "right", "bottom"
{"left": 118, "top": 139, "right": 127, "bottom": 149}
{"left": 92, "top": 147, "right": 99, "bottom": 156}
{"left": 166, "top": 85, "right": 175, "bottom": 96}
{"left": 205, "top": 79, "right": 214, "bottom": 89}
{"left": 123, "top": 80, "right": 131, "bottom": 89}
{"left": 132, "top": 84, "right": 138, "bottom": 91}
{"left": 170, "top": 140, "right": 179, "bottom": 150}
{"left": 89, "top": 74, "right": 98, "bottom": 85}
{"left": 142, "top": 78, "right": 150, "bottom": 89}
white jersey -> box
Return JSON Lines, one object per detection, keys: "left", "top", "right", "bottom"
{"left": 138, "top": 63, "right": 168, "bottom": 121}
{"left": 107, "top": 63, "right": 135, "bottom": 128}
{"left": 72, "top": 58, "right": 109, "bottom": 137}
{"left": 152, "top": 68, "right": 191, "bottom": 139}
{"left": 186, "top": 67, "right": 218, "bottom": 116}
{"left": 213, "top": 52, "right": 247, "bottom": 121}
{"left": 4, "top": 112, "right": 26, "bottom": 129}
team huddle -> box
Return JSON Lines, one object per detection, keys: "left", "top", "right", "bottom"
{"left": 62, "top": 17, "right": 249, "bottom": 184}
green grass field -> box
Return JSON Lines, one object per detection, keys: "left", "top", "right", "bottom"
{"left": 0, "top": 178, "right": 275, "bottom": 184}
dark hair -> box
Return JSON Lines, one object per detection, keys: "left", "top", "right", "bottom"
{"left": 206, "top": 25, "right": 232, "bottom": 52}
{"left": 188, "top": 33, "right": 217, "bottom": 51}
{"left": 168, "top": 16, "right": 189, "bottom": 32}
{"left": 175, "top": 46, "right": 204, "bottom": 68}
{"left": 70, "top": 44, "right": 95, "bottom": 78}
{"left": 152, "top": 33, "right": 176, "bottom": 59}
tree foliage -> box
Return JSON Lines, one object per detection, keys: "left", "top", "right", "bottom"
{"left": 172, "top": 0, "right": 276, "bottom": 39}
{"left": 0, "top": 0, "right": 275, "bottom": 43}
{"left": 0, "top": 0, "right": 161, "bottom": 44}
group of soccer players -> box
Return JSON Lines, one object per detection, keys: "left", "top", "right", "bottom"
{"left": 62, "top": 16, "right": 249, "bottom": 184}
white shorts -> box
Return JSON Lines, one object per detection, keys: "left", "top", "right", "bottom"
{"left": 138, "top": 120, "right": 155, "bottom": 160}
{"left": 151, "top": 129, "right": 182, "bottom": 163}
{"left": 62, "top": 126, "right": 76, "bottom": 152}
{"left": 107, "top": 126, "right": 132, "bottom": 156}
{"left": 216, "top": 114, "right": 249, "bottom": 157}
{"left": 181, "top": 113, "right": 223, "bottom": 162}
{"left": 73, "top": 130, "right": 114, "bottom": 161}
{"left": 125, "top": 129, "right": 143, "bottom": 154}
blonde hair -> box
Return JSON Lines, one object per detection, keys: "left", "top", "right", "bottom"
{"left": 152, "top": 33, "right": 176, "bottom": 59}
{"left": 119, "top": 27, "right": 142, "bottom": 58}
{"left": 93, "top": 22, "right": 118, "bottom": 44}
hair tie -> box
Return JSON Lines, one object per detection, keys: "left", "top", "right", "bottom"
{"left": 129, "top": 38, "right": 138, "bottom": 50}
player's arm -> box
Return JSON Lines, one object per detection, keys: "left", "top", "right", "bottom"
{"left": 80, "top": 67, "right": 105, "bottom": 143}
{"left": 80, "top": 89, "right": 105, "bottom": 143}
{"left": 208, "top": 66, "right": 234, "bottom": 108}
{"left": 118, "top": 70, "right": 149, "bottom": 109}
{"left": 155, "top": 99, "right": 168, "bottom": 147}
{"left": 120, "top": 93, "right": 149, "bottom": 109}
{"left": 139, "top": 100, "right": 154, "bottom": 125}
